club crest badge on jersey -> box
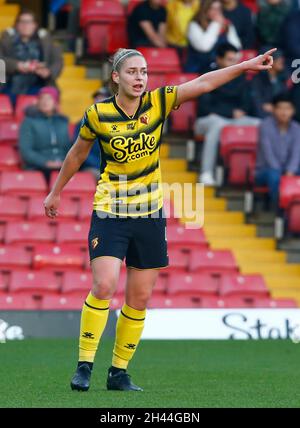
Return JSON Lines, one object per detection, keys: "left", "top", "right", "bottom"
{"left": 140, "top": 114, "right": 149, "bottom": 125}
{"left": 91, "top": 237, "right": 99, "bottom": 249}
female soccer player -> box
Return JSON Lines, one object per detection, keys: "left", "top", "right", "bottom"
{"left": 44, "top": 47, "right": 276, "bottom": 392}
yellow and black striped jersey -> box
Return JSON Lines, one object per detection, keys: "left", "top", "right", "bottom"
{"left": 79, "top": 86, "right": 178, "bottom": 216}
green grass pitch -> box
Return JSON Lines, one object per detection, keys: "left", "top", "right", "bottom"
{"left": 1, "top": 338, "right": 300, "bottom": 408}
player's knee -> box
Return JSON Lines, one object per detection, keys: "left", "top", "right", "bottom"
{"left": 127, "top": 289, "right": 152, "bottom": 310}
{"left": 92, "top": 277, "right": 116, "bottom": 300}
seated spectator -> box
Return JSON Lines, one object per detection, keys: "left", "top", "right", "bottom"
{"left": 194, "top": 43, "right": 260, "bottom": 185}
{"left": 280, "top": 9, "right": 300, "bottom": 70}
{"left": 221, "top": 0, "right": 255, "bottom": 48}
{"left": 166, "top": 0, "right": 200, "bottom": 63}
{"left": 19, "top": 86, "right": 70, "bottom": 181}
{"left": 185, "top": 0, "right": 241, "bottom": 73}
{"left": 127, "top": 0, "right": 167, "bottom": 48}
{"left": 73, "top": 86, "right": 112, "bottom": 181}
{"left": 255, "top": 93, "right": 300, "bottom": 209}
{"left": 0, "top": 9, "right": 63, "bottom": 104}
{"left": 250, "top": 49, "right": 290, "bottom": 118}
{"left": 256, "top": 0, "right": 290, "bottom": 48}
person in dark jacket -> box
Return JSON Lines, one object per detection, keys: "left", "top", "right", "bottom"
{"left": 280, "top": 10, "right": 300, "bottom": 70}
{"left": 255, "top": 93, "right": 300, "bottom": 208}
{"left": 19, "top": 86, "right": 70, "bottom": 181}
{"left": 221, "top": 0, "right": 255, "bottom": 48}
{"left": 194, "top": 43, "right": 260, "bottom": 185}
{"left": 0, "top": 9, "right": 63, "bottom": 103}
{"left": 256, "top": 0, "right": 290, "bottom": 48}
{"left": 250, "top": 49, "right": 290, "bottom": 118}
{"left": 127, "top": 0, "right": 167, "bottom": 48}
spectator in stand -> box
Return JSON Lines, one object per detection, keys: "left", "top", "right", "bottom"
{"left": 127, "top": 0, "right": 167, "bottom": 48}
{"left": 221, "top": 0, "right": 255, "bottom": 48}
{"left": 185, "top": 0, "right": 241, "bottom": 73}
{"left": 194, "top": 43, "right": 260, "bottom": 185}
{"left": 166, "top": 0, "right": 200, "bottom": 64}
{"left": 291, "top": 83, "right": 300, "bottom": 123}
{"left": 0, "top": 9, "right": 63, "bottom": 104}
{"left": 73, "top": 86, "right": 112, "bottom": 181}
{"left": 19, "top": 86, "right": 70, "bottom": 181}
{"left": 255, "top": 93, "right": 300, "bottom": 208}
{"left": 280, "top": 9, "right": 300, "bottom": 70}
{"left": 256, "top": 0, "right": 290, "bottom": 49}
{"left": 250, "top": 49, "right": 290, "bottom": 118}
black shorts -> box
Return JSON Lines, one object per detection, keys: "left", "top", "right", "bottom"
{"left": 88, "top": 209, "right": 168, "bottom": 269}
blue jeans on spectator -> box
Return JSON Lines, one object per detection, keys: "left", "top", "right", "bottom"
{"left": 255, "top": 168, "right": 281, "bottom": 206}
{"left": 255, "top": 168, "right": 300, "bottom": 208}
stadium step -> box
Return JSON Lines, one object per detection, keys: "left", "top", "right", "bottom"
{"left": 160, "top": 159, "right": 187, "bottom": 172}
{"left": 210, "top": 237, "right": 276, "bottom": 250}
{"left": 240, "top": 263, "right": 300, "bottom": 276}
{"left": 234, "top": 250, "right": 286, "bottom": 264}
{"left": 63, "top": 52, "right": 75, "bottom": 66}
{"left": 203, "top": 211, "right": 244, "bottom": 225}
{"left": 60, "top": 66, "right": 87, "bottom": 79}
{"left": 57, "top": 79, "right": 100, "bottom": 92}
{"left": 271, "top": 290, "right": 300, "bottom": 306}
{"left": 160, "top": 144, "right": 170, "bottom": 159}
{"left": 204, "top": 224, "right": 257, "bottom": 238}
{"left": 265, "top": 276, "right": 300, "bottom": 290}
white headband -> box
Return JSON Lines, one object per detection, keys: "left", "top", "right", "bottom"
{"left": 113, "top": 50, "right": 143, "bottom": 70}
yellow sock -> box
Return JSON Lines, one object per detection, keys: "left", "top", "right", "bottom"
{"left": 79, "top": 292, "right": 110, "bottom": 363}
{"left": 112, "top": 304, "right": 146, "bottom": 370}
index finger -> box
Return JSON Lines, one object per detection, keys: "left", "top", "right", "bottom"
{"left": 263, "top": 48, "right": 277, "bottom": 57}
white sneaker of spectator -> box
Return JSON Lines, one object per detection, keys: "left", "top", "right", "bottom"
{"left": 199, "top": 172, "right": 216, "bottom": 186}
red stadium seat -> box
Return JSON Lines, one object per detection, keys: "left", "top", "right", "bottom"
{"left": 169, "top": 101, "right": 196, "bottom": 133}
{"left": 0, "top": 196, "right": 27, "bottom": 222}
{"left": 41, "top": 294, "right": 84, "bottom": 310}
{"left": 189, "top": 249, "right": 238, "bottom": 275}
{"left": 0, "top": 224, "right": 4, "bottom": 243}
{"left": 279, "top": 176, "right": 300, "bottom": 210}
{"left": 0, "top": 120, "right": 19, "bottom": 146}
{"left": 147, "top": 74, "right": 167, "bottom": 91}
{"left": 0, "top": 293, "right": 39, "bottom": 310}
{"left": 80, "top": 0, "right": 126, "bottom": 55}
{"left": 220, "top": 126, "right": 258, "bottom": 185}
{"left": 167, "top": 272, "right": 218, "bottom": 296}
{"left": 107, "top": 21, "right": 128, "bottom": 54}
{"left": 167, "top": 224, "right": 208, "bottom": 250}
{"left": 165, "top": 73, "right": 198, "bottom": 86}
{"left": 9, "top": 270, "right": 60, "bottom": 295}
{"left": 0, "top": 146, "right": 20, "bottom": 171}
{"left": 219, "top": 274, "right": 270, "bottom": 298}
{"left": 61, "top": 271, "right": 92, "bottom": 295}
{"left": 77, "top": 195, "right": 94, "bottom": 221}
{"left": 15, "top": 95, "right": 38, "bottom": 122}
{"left": 50, "top": 171, "right": 95, "bottom": 198}
{"left": 167, "top": 248, "right": 190, "bottom": 271}
{"left": 279, "top": 176, "right": 300, "bottom": 233}
{"left": 4, "top": 222, "right": 55, "bottom": 246}
{"left": 253, "top": 298, "right": 298, "bottom": 308}
{"left": 148, "top": 294, "right": 197, "bottom": 308}
{"left": 56, "top": 222, "right": 90, "bottom": 246}
{"left": 137, "top": 48, "right": 181, "bottom": 74}
{"left": 33, "top": 244, "right": 84, "bottom": 271}
{"left": 0, "top": 272, "right": 7, "bottom": 292}
{"left": 0, "top": 94, "right": 13, "bottom": 119}
{"left": 162, "top": 199, "right": 179, "bottom": 225}
{"left": 0, "top": 246, "right": 31, "bottom": 271}
{"left": 80, "top": 0, "right": 125, "bottom": 28}
{"left": 0, "top": 171, "right": 47, "bottom": 197}
{"left": 28, "top": 196, "right": 78, "bottom": 221}
{"left": 165, "top": 74, "right": 198, "bottom": 133}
